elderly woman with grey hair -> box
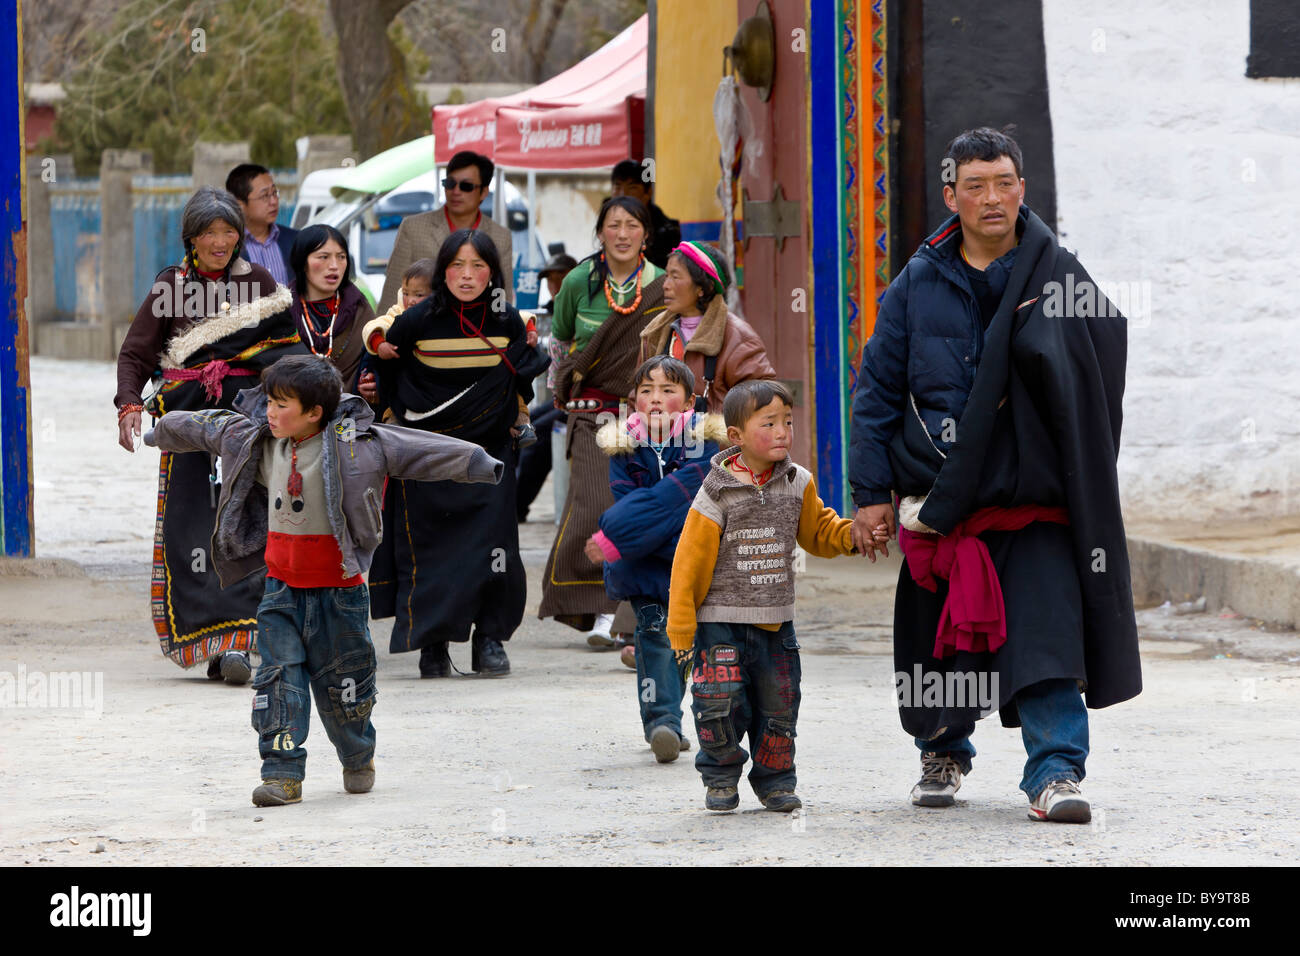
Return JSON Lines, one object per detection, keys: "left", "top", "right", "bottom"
{"left": 115, "top": 185, "right": 307, "bottom": 682}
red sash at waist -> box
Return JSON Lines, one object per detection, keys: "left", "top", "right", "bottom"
{"left": 897, "top": 504, "right": 1070, "bottom": 659}
{"left": 163, "top": 359, "right": 257, "bottom": 402}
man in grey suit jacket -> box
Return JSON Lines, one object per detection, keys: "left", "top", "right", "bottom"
{"left": 379, "top": 150, "right": 514, "bottom": 313}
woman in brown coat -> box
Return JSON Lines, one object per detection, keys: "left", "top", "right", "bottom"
{"left": 638, "top": 241, "right": 775, "bottom": 414}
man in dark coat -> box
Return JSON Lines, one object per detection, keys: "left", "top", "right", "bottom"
{"left": 848, "top": 127, "right": 1140, "bottom": 824}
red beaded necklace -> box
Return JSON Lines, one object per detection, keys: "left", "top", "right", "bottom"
{"left": 299, "top": 291, "right": 340, "bottom": 357}
{"left": 728, "top": 453, "right": 774, "bottom": 487}
{"left": 603, "top": 253, "right": 644, "bottom": 315}
{"left": 286, "top": 429, "right": 322, "bottom": 497}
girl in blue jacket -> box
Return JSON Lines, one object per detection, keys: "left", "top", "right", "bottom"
{"left": 585, "top": 356, "right": 726, "bottom": 763}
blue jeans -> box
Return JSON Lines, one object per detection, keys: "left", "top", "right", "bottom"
{"left": 690, "top": 621, "right": 801, "bottom": 797}
{"left": 914, "top": 677, "right": 1088, "bottom": 798}
{"left": 631, "top": 597, "right": 687, "bottom": 739}
{"left": 252, "top": 578, "right": 378, "bottom": 781}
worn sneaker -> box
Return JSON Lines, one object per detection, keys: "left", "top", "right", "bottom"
{"left": 220, "top": 650, "right": 252, "bottom": 685}
{"left": 1027, "top": 778, "right": 1091, "bottom": 823}
{"left": 650, "top": 725, "right": 681, "bottom": 763}
{"left": 343, "top": 760, "right": 375, "bottom": 794}
{"left": 705, "top": 787, "right": 740, "bottom": 812}
{"left": 679, "top": 735, "right": 692, "bottom": 752}
{"left": 251, "top": 778, "right": 302, "bottom": 807}
{"left": 911, "top": 751, "right": 963, "bottom": 807}
{"left": 585, "top": 613, "right": 616, "bottom": 647}
{"left": 760, "top": 791, "right": 803, "bottom": 813}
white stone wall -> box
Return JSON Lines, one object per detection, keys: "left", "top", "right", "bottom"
{"left": 1043, "top": 0, "right": 1300, "bottom": 523}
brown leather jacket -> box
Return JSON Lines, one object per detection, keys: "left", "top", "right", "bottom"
{"left": 638, "top": 294, "right": 776, "bottom": 414}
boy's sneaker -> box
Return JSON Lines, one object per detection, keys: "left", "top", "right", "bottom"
{"left": 219, "top": 650, "right": 252, "bottom": 685}
{"left": 760, "top": 791, "right": 802, "bottom": 813}
{"left": 649, "top": 725, "right": 680, "bottom": 763}
{"left": 679, "top": 735, "right": 692, "bottom": 752}
{"left": 705, "top": 787, "right": 739, "bottom": 811}
{"left": 251, "top": 778, "right": 302, "bottom": 807}
{"left": 343, "top": 760, "right": 375, "bottom": 794}
{"left": 619, "top": 644, "right": 637, "bottom": 669}
{"left": 1027, "top": 778, "right": 1091, "bottom": 823}
{"left": 585, "top": 613, "right": 616, "bottom": 647}
{"left": 911, "top": 751, "right": 963, "bottom": 807}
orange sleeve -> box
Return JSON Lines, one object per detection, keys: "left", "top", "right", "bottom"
{"left": 667, "top": 510, "right": 722, "bottom": 650}
{"left": 795, "top": 479, "right": 855, "bottom": 558}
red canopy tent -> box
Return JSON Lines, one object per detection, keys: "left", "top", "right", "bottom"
{"left": 432, "top": 15, "right": 646, "bottom": 171}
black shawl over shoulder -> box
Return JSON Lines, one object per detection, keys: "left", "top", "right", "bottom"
{"left": 383, "top": 292, "right": 548, "bottom": 446}
{"left": 890, "top": 207, "right": 1140, "bottom": 733}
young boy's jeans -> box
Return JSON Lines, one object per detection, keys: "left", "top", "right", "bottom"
{"left": 252, "top": 578, "right": 378, "bottom": 781}
{"left": 630, "top": 597, "right": 688, "bottom": 740}
{"left": 914, "top": 677, "right": 1089, "bottom": 799}
{"left": 690, "top": 620, "right": 801, "bottom": 798}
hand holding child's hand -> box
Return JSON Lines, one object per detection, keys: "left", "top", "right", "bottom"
{"left": 377, "top": 342, "right": 399, "bottom": 360}
{"left": 583, "top": 535, "right": 605, "bottom": 564}
{"left": 852, "top": 504, "right": 895, "bottom": 562}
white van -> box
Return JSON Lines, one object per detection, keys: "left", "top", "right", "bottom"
{"left": 291, "top": 168, "right": 350, "bottom": 230}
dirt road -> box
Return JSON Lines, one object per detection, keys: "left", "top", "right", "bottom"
{"left": 2, "top": 358, "right": 1296, "bottom": 865}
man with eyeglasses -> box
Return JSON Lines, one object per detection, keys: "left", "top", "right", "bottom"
{"left": 227, "top": 163, "right": 298, "bottom": 287}
{"left": 378, "top": 150, "right": 514, "bottom": 314}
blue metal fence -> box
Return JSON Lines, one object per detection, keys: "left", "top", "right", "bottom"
{"left": 48, "top": 179, "right": 101, "bottom": 318}
{"left": 132, "top": 175, "right": 190, "bottom": 307}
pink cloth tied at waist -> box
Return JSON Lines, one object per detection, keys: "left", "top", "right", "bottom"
{"left": 897, "top": 504, "right": 1070, "bottom": 660}
{"left": 163, "top": 360, "right": 257, "bottom": 401}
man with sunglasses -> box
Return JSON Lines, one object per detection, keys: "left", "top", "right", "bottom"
{"left": 227, "top": 163, "right": 298, "bottom": 287}
{"left": 378, "top": 150, "right": 514, "bottom": 314}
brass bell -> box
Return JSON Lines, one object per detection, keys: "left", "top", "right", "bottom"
{"left": 724, "top": 0, "right": 776, "bottom": 102}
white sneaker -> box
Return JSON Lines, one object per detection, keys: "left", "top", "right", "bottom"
{"left": 585, "top": 613, "right": 616, "bottom": 647}
{"left": 911, "top": 752, "right": 963, "bottom": 807}
{"left": 1027, "top": 778, "right": 1091, "bottom": 823}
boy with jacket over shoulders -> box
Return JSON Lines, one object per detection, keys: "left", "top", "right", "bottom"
{"left": 668, "top": 380, "right": 862, "bottom": 812}
{"left": 145, "top": 355, "right": 502, "bottom": 807}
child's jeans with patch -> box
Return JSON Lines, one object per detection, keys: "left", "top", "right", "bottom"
{"left": 689, "top": 620, "right": 801, "bottom": 798}
{"left": 251, "top": 577, "right": 378, "bottom": 782}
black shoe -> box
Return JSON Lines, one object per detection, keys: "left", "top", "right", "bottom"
{"left": 206, "top": 655, "right": 225, "bottom": 680}
{"left": 419, "top": 642, "right": 452, "bottom": 678}
{"left": 472, "top": 636, "right": 510, "bottom": 677}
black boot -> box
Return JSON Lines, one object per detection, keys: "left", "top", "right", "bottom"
{"left": 419, "top": 641, "right": 452, "bottom": 678}
{"left": 471, "top": 636, "right": 510, "bottom": 677}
